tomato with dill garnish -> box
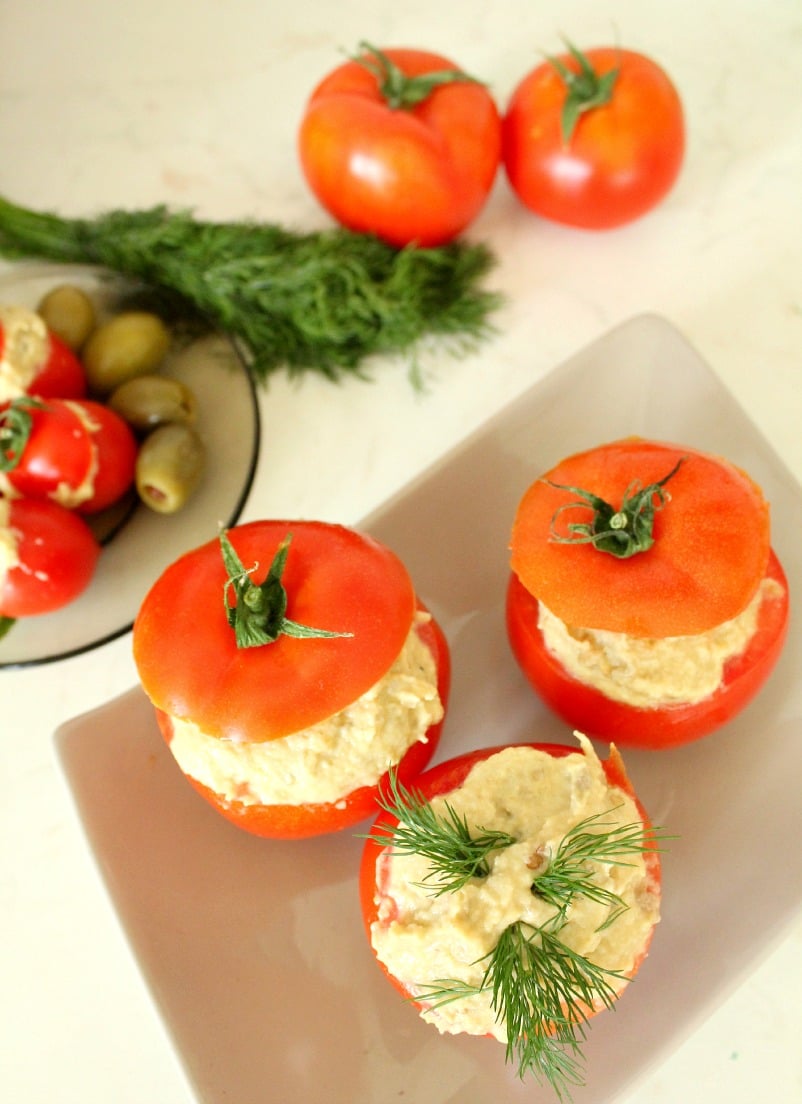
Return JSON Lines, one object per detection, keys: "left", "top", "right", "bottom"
{"left": 359, "top": 739, "right": 661, "bottom": 1084}
{"left": 298, "top": 44, "right": 501, "bottom": 247}
{"left": 0, "top": 496, "right": 100, "bottom": 617}
{"left": 0, "top": 396, "right": 137, "bottom": 514}
{"left": 506, "top": 438, "right": 790, "bottom": 748}
{"left": 502, "top": 44, "right": 684, "bottom": 229}
{"left": 133, "top": 520, "right": 451, "bottom": 838}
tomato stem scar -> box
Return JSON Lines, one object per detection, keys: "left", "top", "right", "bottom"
{"left": 352, "top": 41, "right": 485, "bottom": 110}
{"left": 544, "top": 456, "right": 686, "bottom": 559}
{"left": 219, "top": 529, "right": 353, "bottom": 648}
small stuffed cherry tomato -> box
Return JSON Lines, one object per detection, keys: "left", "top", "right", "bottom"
{"left": 0, "top": 496, "right": 100, "bottom": 617}
{"left": 133, "top": 520, "right": 451, "bottom": 838}
{"left": 0, "top": 305, "right": 86, "bottom": 400}
{"left": 506, "top": 438, "right": 790, "bottom": 748}
{"left": 299, "top": 44, "right": 502, "bottom": 247}
{"left": 0, "top": 397, "right": 137, "bottom": 514}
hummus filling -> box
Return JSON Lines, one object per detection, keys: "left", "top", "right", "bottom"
{"left": 168, "top": 611, "right": 443, "bottom": 807}
{"left": 0, "top": 306, "right": 49, "bottom": 402}
{"left": 370, "top": 736, "right": 659, "bottom": 1040}
{"left": 538, "top": 577, "right": 783, "bottom": 708}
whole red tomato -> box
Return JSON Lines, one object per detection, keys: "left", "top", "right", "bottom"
{"left": 133, "top": 520, "right": 451, "bottom": 838}
{"left": 506, "top": 439, "right": 790, "bottom": 748}
{"left": 0, "top": 397, "right": 137, "bottom": 514}
{"left": 0, "top": 496, "right": 100, "bottom": 617}
{"left": 502, "top": 44, "right": 685, "bottom": 228}
{"left": 298, "top": 44, "right": 502, "bottom": 247}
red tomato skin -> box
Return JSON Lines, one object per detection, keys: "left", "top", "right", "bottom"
{"left": 134, "top": 520, "right": 423, "bottom": 743}
{"left": 3, "top": 399, "right": 136, "bottom": 513}
{"left": 502, "top": 48, "right": 685, "bottom": 229}
{"left": 298, "top": 48, "right": 502, "bottom": 247}
{"left": 70, "top": 400, "right": 137, "bottom": 514}
{"left": 155, "top": 607, "right": 451, "bottom": 838}
{"left": 505, "top": 549, "right": 790, "bottom": 749}
{"left": 0, "top": 496, "right": 100, "bottom": 617}
{"left": 360, "top": 741, "right": 660, "bottom": 1013}
{"left": 3, "top": 400, "right": 94, "bottom": 500}
{"left": 30, "top": 333, "right": 87, "bottom": 399}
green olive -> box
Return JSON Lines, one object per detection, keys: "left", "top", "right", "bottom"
{"left": 107, "top": 374, "right": 198, "bottom": 432}
{"left": 82, "top": 311, "right": 171, "bottom": 395}
{"left": 36, "top": 284, "right": 96, "bottom": 350}
{"left": 136, "top": 423, "right": 205, "bottom": 514}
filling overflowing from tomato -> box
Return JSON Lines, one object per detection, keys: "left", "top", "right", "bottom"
{"left": 166, "top": 611, "right": 444, "bottom": 807}
{"left": 537, "top": 575, "right": 782, "bottom": 709}
{"left": 369, "top": 737, "right": 659, "bottom": 1041}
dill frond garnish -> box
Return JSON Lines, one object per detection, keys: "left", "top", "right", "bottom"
{"left": 0, "top": 194, "right": 501, "bottom": 385}
{"left": 365, "top": 770, "right": 515, "bottom": 895}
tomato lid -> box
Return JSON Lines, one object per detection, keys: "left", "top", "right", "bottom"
{"left": 509, "top": 438, "right": 770, "bottom": 636}
{"left": 133, "top": 520, "right": 417, "bottom": 742}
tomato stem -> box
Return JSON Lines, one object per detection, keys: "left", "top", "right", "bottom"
{"left": 546, "top": 38, "right": 620, "bottom": 143}
{"left": 545, "top": 456, "right": 685, "bottom": 559}
{"left": 353, "top": 41, "right": 484, "bottom": 110}
{"left": 220, "top": 529, "right": 353, "bottom": 649}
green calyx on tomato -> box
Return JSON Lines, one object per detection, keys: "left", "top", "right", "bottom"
{"left": 352, "top": 41, "right": 483, "bottom": 110}
{"left": 220, "top": 529, "right": 354, "bottom": 649}
{"left": 0, "top": 396, "right": 44, "bottom": 472}
{"left": 547, "top": 39, "right": 620, "bottom": 142}
{"left": 545, "top": 456, "right": 685, "bottom": 559}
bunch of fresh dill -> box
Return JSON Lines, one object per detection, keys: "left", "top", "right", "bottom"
{"left": 0, "top": 194, "right": 501, "bottom": 385}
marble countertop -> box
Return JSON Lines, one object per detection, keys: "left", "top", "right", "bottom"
{"left": 2, "top": 1, "right": 800, "bottom": 1101}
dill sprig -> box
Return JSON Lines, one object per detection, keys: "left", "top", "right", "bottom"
{"left": 532, "top": 806, "right": 661, "bottom": 929}
{"left": 418, "top": 919, "right": 627, "bottom": 1101}
{"left": 366, "top": 771, "right": 516, "bottom": 895}
{"left": 0, "top": 193, "right": 501, "bottom": 385}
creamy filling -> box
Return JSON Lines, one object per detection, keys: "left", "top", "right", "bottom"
{"left": 0, "top": 306, "right": 49, "bottom": 402}
{"left": 370, "top": 736, "right": 659, "bottom": 1040}
{"left": 538, "top": 577, "right": 782, "bottom": 708}
{"left": 168, "top": 612, "right": 443, "bottom": 807}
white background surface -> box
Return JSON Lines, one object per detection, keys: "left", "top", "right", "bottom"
{"left": 1, "top": 1, "right": 800, "bottom": 1101}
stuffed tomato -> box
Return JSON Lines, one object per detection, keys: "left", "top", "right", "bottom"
{"left": 0, "top": 305, "right": 86, "bottom": 401}
{"left": 360, "top": 735, "right": 662, "bottom": 1095}
{"left": 507, "top": 438, "right": 789, "bottom": 749}
{"left": 132, "top": 520, "right": 450, "bottom": 839}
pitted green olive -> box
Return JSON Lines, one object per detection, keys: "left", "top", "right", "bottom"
{"left": 107, "top": 374, "right": 198, "bottom": 432}
{"left": 136, "top": 423, "right": 205, "bottom": 514}
{"left": 37, "top": 284, "right": 96, "bottom": 350}
{"left": 82, "top": 311, "right": 171, "bottom": 394}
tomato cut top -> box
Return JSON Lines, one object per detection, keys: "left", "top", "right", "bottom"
{"left": 510, "top": 438, "right": 771, "bottom": 636}
{"left": 133, "top": 520, "right": 418, "bottom": 742}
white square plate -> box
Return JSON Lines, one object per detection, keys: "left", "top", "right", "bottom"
{"left": 56, "top": 314, "right": 801, "bottom": 1104}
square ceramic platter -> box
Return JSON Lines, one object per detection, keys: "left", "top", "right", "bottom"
{"left": 0, "top": 263, "right": 260, "bottom": 667}
{"left": 56, "top": 314, "right": 801, "bottom": 1104}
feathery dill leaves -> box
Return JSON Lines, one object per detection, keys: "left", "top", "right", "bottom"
{"left": 0, "top": 194, "right": 501, "bottom": 384}
{"left": 417, "top": 919, "right": 627, "bottom": 1101}
{"left": 365, "top": 770, "right": 516, "bottom": 895}
{"left": 532, "top": 806, "right": 664, "bottom": 929}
